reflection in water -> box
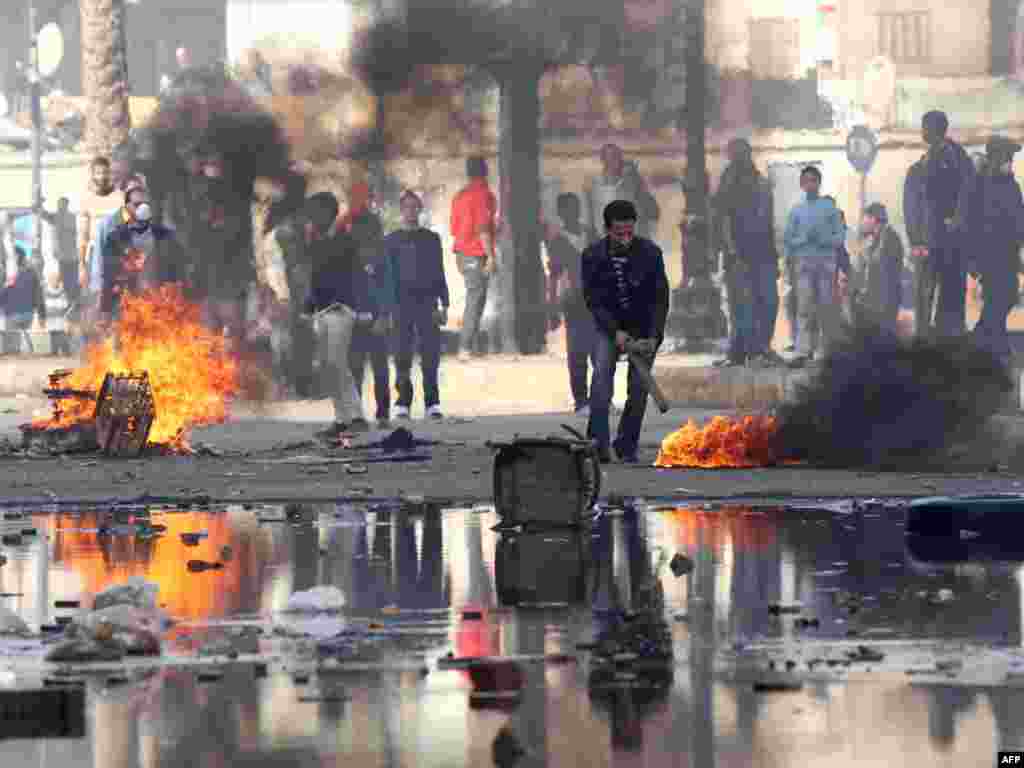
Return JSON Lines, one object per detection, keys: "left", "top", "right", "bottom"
{"left": 0, "top": 501, "right": 1024, "bottom": 765}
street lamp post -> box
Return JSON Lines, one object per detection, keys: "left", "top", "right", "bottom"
{"left": 27, "top": 0, "right": 44, "bottom": 267}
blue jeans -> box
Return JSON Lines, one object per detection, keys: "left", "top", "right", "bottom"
{"left": 796, "top": 260, "right": 839, "bottom": 358}
{"left": 587, "top": 334, "right": 657, "bottom": 458}
{"left": 395, "top": 299, "right": 442, "bottom": 409}
{"left": 725, "top": 260, "right": 778, "bottom": 358}
{"left": 457, "top": 254, "right": 489, "bottom": 353}
{"left": 564, "top": 303, "right": 597, "bottom": 409}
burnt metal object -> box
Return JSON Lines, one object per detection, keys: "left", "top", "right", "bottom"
{"left": 44, "top": 369, "right": 96, "bottom": 424}
{"left": 94, "top": 372, "right": 156, "bottom": 458}
{"left": 19, "top": 422, "right": 98, "bottom": 454}
{"left": 490, "top": 434, "right": 601, "bottom": 528}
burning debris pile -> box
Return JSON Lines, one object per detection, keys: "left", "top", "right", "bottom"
{"left": 21, "top": 285, "right": 239, "bottom": 457}
{"left": 657, "top": 326, "right": 1013, "bottom": 469}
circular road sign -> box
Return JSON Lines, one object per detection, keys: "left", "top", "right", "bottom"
{"left": 846, "top": 124, "right": 879, "bottom": 174}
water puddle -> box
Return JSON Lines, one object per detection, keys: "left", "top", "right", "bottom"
{"left": 0, "top": 498, "right": 1021, "bottom": 765}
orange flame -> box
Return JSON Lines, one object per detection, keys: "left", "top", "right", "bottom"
{"left": 34, "top": 284, "right": 239, "bottom": 450}
{"left": 654, "top": 415, "right": 781, "bottom": 469}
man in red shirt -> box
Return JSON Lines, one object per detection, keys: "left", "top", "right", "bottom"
{"left": 450, "top": 156, "right": 497, "bottom": 360}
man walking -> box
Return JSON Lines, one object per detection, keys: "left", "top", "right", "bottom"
{"left": 450, "top": 156, "right": 497, "bottom": 360}
{"left": 850, "top": 202, "right": 904, "bottom": 333}
{"left": 784, "top": 166, "right": 846, "bottom": 367}
{"left": 582, "top": 200, "right": 670, "bottom": 464}
{"left": 903, "top": 110, "right": 974, "bottom": 338}
{"left": 966, "top": 136, "right": 1024, "bottom": 363}
{"left": 384, "top": 190, "right": 450, "bottom": 421}
{"left": 713, "top": 138, "right": 780, "bottom": 367}
{"left": 340, "top": 182, "right": 392, "bottom": 427}
{"left": 583, "top": 144, "right": 660, "bottom": 242}
{"left": 545, "top": 192, "right": 596, "bottom": 414}
{"left": 304, "top": 192, "right": 370, "bottom": 438}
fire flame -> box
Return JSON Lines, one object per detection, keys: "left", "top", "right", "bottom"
{"left": 655, "top": 415, "right": 781, "bottom": 469}
{"left": 35, "top": 284, "right": 239, "bottom": 450}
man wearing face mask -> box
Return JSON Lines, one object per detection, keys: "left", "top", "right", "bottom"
{"left": 582, "top": 200, "right": 670, "bottom": 464}
{"left": 965, "top": 136, "right": 1024, "bottom": 363}
{"left": 99, "top": 187, "right": 181, "bottom": 327}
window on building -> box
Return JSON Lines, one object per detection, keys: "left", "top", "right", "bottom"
{"left": 748, "top": 18, "right": 801, "bottom": 80}
{"left": 876, "top": 12, "right": 931, "bottom": 64}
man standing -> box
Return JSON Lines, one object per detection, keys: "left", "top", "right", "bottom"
{"left": 77, "top": 157, "right": 117, "bottom": 305}
{"left": 850, "top": 202, "right": 904, "bottom": 333}
{"left": 99, "top": 187, "right": 181, "bottom": 326}
{"left": 340, "top": 182, "right": 392, "bottom": 428}
{"left": 966, "top": 137, "right": 1024, "bottom": 362}
{"left": 582, "top": 200, "right": 670, "bottom": 464}
{"left": 784, "top": 166, "right": 846, "bottom": 368}
{"left": 1, "top": 246, "right": 45, "bottom": 355}
{"left": 903, "top": 110, "right": 974, "bottom": 338}
{"left": 42, "top": 197, "right": 77, "bottom": 311}
{"left": 545, "top": 192, "right": 596, "bottom": 414}
{"left": 450, "top": 156, "right": 497, "bottom": 360}
{"left": 304, "top": 192, "right": 370, "bottom": 438}
{"left": 384, "top": 190, "right": 449, "bottom": 421}
{"left": 583, "top": 144, "right": 660, "bottom": 242}
{"left": 713, "top": 138, "right": 780, "bottom": 367}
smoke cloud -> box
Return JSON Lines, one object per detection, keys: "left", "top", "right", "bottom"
{"left": 773, "top": 325, "right": 1013, "bottom": 469}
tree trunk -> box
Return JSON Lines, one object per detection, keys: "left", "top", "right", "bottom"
{"left": 497, "top": 65, "right": 546, "bottom": 355}
{"left": 80, "top": 0, "right": 130, "bottom": 157}
{"left": 683, "top": 0, "right": 709, "bottom": 284}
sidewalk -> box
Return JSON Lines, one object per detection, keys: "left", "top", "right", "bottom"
{"left": 1, "top": 349, "right": 1020, "bottom": 413}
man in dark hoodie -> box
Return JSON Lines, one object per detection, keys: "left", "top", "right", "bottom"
{"left": 582, "top": 200, "right": 670, "bottom": 464}
{"left": 304, "top": 192, "right": 373, "bottom": 438}
{"left": 383, "top": 190, "right": 449, "bottom": 421}
{"left": 1, "top": 247, "right": 45, "bottom": 354}
{"left": 713, "top": 138, "right": 780, "bottom": 367}
{"left": 903, "top": 110, "right": 974, "bottom": 338}
{"left": 850, "top": 202, "right": 904, "bottom": 333}
{"left": 966, "top": 136, "right": 1024, "bottom": 362}
{"left": 339, "top": 182, "right": 393, "bottom": 428}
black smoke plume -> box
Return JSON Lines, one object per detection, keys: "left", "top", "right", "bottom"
{"left": 773, "top": 324, "right": 1013, "bottom": 469}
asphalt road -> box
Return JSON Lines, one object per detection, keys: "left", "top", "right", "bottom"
{"left": 1, "top": 396, "right": 1024, "bottom": 505}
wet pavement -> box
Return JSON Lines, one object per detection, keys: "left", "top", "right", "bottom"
{"left": 0, "top": 499, "right": 1022, "bottom": 766}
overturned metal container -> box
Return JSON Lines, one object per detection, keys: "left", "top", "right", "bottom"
{"left": 95, "top": 372, "right": 156, "bottom": 458}
{"left": 490, "top": 434, "right": 601, "bottom": 528}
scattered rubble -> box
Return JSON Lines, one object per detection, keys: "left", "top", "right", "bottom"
{"left": 285, "top": 586, "right": 346, "bottom": 613}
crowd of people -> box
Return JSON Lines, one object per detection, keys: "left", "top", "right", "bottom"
{"left": 714, "top": 109, "right": 1024, "bottom": 369}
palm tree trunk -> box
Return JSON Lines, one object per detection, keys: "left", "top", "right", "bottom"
{"left": 80, "top": 0, "right": 130, "bottom": 156}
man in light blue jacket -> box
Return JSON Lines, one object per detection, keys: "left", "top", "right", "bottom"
{"left": 784, "top": 166, "right": 847, "bottom": 367}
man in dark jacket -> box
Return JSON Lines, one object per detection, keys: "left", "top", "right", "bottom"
{"left": 99, "top": 186, "right": 181, "bottom": 325}
{"left": 713, "top": 138, "right": 780, "bottom": 367}
{"left": 304, "top": 192, "right": 374, "bottom": 438}
{"left": 1, "top": 247, "right": 45, "bottom": 354}
{"left": 339, "top": 182, "right": 393, "bottom": 427}
{"left": 383, "top": 190, "right": 449, "bottom": 421}
{"left": 851, "top": 202, "right": 904, "bottom": 333}
{"left": 966, "top": 136, "right": 1024, "bottom": 362}
{"left": 545, "top": 192, "right": 596, "bottom": 414}
{"left": 582, "top": 200, "right": 670, "bottom": 464}
{"left": 903, "top": 110, "right": 974, "bottom": 338}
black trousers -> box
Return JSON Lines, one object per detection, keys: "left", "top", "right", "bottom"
{"left": 914, "top": 243, "right": 966, "bottom": 338}
{"left": 972, "top": 262, "right": 1018, "bottom": 360}
{"left": 394, "top": 300, "right": 442, "bottom": 409}
{"left": 350, "top": 326, "right": 391, "bottom": 420}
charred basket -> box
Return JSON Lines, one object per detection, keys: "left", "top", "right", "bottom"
{"left": 490, "top": 432, "right": 601, "bottom": 528}
{"left": 95, "top": 372, "right": 156, "bottom": 458}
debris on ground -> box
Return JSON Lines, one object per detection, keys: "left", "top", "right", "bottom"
{"left": 187, "top": 560, "right": 224, "bottom": 573}
{"left": 285, "top": 586, "right": 346, "bottom": 613}
{"left": 846, "top": 645, "right": 885, "bottom": 663}
{"left": 180, "top": 532, "right": 207, "bottom": 546}
{"left": 93, "top": 577, "right": 159, "bottom": 611}
{"left": 768, "top": 602, "right": 803, "bottom": 616}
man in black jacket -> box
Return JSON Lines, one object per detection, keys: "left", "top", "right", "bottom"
{"left": 966, "top": 136, "right": 1024, "bottom": 362}
{"left": 582, "top": 200, "right": 670, "bottom": 463}
{"left": 383, "top": 190, "right": 450, "bottom": 420}
{"left": 304, "top": 192, "right": 374, "bottom": 438}
{"left": 903, "top": 110, "right": 974, "bottom": 337}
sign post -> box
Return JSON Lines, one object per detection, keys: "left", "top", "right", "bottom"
{"left": 846, "top": 124, "right": 879, "bottom": 215}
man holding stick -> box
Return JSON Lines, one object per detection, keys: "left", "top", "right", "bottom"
{"left": 582, "top": 200, "right": 670, "bottom": 464}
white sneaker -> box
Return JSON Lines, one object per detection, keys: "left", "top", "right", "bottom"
{"left": 426, "top": 405, "right": 444, "bottom": 421}
{"left": 394, "top": 406, "right": 411, "bottom": 420}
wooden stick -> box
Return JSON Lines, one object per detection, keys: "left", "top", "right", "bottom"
{"left": 626, "top": 350, "right": 671, "bottom": 413}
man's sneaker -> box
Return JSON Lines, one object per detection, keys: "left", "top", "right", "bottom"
{"left": 597, "top": 448, "right": 613, "bottom": 464}
{"left": 377, "top": 418, "right": 391, "bottom": 429}
{"left": 713, "top": 355, "right": 745, "bottom": 368}
{"left": 394, "top": 406, "right": 411, "bottom": 420}
{"left": 787, "top": 355, "right": 810, "bottom": 370}
{"left": 426, "top": 405, "right": 444, "bottom": 421}
{"left": 350, "top": 418, "right": 371, "bottom": 433}
{"left": 315, "top": 422, "right": 347, "bottom": 441}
